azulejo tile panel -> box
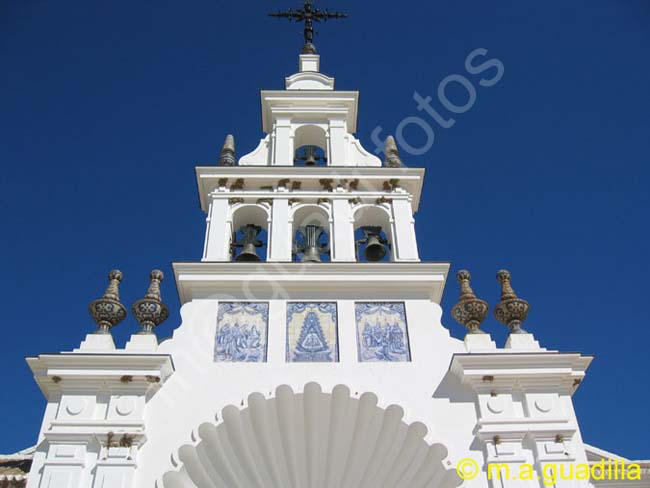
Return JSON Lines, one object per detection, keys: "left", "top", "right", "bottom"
{"left": 355, "top": 302, "right": 411, "bottom": 362}
{"left": 286, "top": 302, "right": 339, "bottom": 362}
{"left": 214, "top": 302, "right": 269, "bottom": 362}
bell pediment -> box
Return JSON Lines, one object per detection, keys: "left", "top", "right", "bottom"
{"left": 285, "top": 70, "right": 335, "bottom": 90}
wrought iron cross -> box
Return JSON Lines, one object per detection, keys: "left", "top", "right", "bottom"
{"left": 268, "top": 0, "right": 347, "bottom": 54}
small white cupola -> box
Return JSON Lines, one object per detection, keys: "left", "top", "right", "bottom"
{"left": 239, "top": 53, "right": 381, "bottom": 167}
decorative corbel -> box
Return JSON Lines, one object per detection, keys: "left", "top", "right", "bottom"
{"left": 230, "top": 178, "right": 245, "bottom": 191}
{"left": 319, "top": 178, "right": 334, "bottom": 191}
{"left": 376, "top": 196, "right": 392, "bottom": 205}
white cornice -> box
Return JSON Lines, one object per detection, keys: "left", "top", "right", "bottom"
{"left": 260, "top": 90, "right": 358, "bottom": 133}
{"left": 172, "top": 261, "right": 449, "bottom": 305}
{"left": 26, "top": 353, "right": 175, "bottom": 398}
{"left": 194, "top": 166, "right": 425, "bottom": 212}
{"left": 449, "top": 352, "right": 593, "bottom": 394}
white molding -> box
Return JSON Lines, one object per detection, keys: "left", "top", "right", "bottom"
{"left": 26, "top": 354, "right": 175, "bottom": 398}
{"left": 173, "top": 261, "right": 449, "bottom": 304}
{"left": 195, "top": 166, "right": 426, "bottom": 212}
{"left": 449, "top": 352, "right": 593, "bottom": 394}
{"left": 260, "top": 90, "right": 359, "bottom": 133}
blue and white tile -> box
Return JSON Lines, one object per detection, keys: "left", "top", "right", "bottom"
{"left": 214, "top": 302, "right": 269, "bottom": 362}
{"left": 355, "top": 302, "right": 411, "bottom": 362}
{"left": 286, "top": 302, "right": 338, "bottom": 362}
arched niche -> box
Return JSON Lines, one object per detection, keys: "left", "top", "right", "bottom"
{"left": 290, "top": 204, "right": 331, "bottom": 262}
{"left": 230, "top": 204, "right": 271, "bottom": 262}
{"left": 160, "top": 383, "right": 462, "bottom": 488}
{"left": 353, "top": 204, "right": 394, "bottom": 262}
{"left": 293, "top": 124, "right": 328, "bottom": 167}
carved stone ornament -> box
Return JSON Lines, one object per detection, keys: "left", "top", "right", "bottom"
{"left": 319, "top": 178, "right": 334, "bottom": 191}
{"left": 376, "top": 196, "right": 392, "bottom": 205}
{"left": 451, "top": 270, "right": 489, "bottom": 334}
{"left": 218, "top": 135, "right": 236, "bottom": 166}
{"left": 230, "top": 178, "right": 245, "bottom": 191}
{"left": 89, "top": 270, "right": 127, "bottom": 334}
{"left": 493, "top": 269, "right": 530, "bottom": 334}
{"left": 384, "top": 135, "right": 403, "bottom": 168}
{"left": 131, "top": 270, "right": 170, "bottom": 335}
{"left": 382, "top": 179, "right": 400, "bottom": 192}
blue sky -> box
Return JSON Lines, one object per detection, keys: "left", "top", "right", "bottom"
{"left": 1, "top": 0, "right": 649, "bottom": 458}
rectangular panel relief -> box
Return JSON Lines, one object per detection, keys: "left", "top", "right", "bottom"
{"left": 355, "top": 302, "right": 411, "bottom": 362}
{"left": 286, "top": 302, "right": 339, "bottom": 362}
{"left": 214, "top": 302, "right": 269, "bottom": 362}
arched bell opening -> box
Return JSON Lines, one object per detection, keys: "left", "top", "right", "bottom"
{"left": 353, "top": 205, "right": 394, "bottom": 262}
{"left": 230, "top": 205, "right": 270, "bottom": 262}
{"left": 161, "top": 383, "right": 463, "bottom": 488}
{"left": 293, "top": 124, "right": 328, "bottom": 167}
{"left": 291, "top": 205, "right": 331, "bottom": 263}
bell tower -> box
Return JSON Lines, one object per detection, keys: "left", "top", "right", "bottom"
{"left": 199, "top": 51, "right": 421, "bottom": 265}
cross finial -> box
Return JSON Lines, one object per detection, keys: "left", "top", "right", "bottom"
{"left": 269, "top": 0, "right": 348, "bottom": 55}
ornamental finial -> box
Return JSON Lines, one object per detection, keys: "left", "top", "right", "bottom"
{"left": 218, "top": 134, "right": 236, "bottom": 166}
{"left": 131, "top": 270, "right": 169, "bottom": 335}
{"left": 451, "top": 270, "right": 489, "bottom": 334}
{"left": 493, "top": 269, "right": 530, "bottom": 334}
{"left": 89, "top": 270, "right": 127, "bottom": 334}
{"left": 384, "top": 135, "right": 403, "bottom": 168}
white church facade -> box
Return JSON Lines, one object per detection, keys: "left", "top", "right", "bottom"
{"left": 2, "top": 7, "right": 648, "bottom": 488}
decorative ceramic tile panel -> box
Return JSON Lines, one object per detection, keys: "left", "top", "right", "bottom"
{"left": 355, "top": 302, "right": 411, "bottom": 362}
{"left": 286, "top": 302, "right": 338, "bottom": 362}
{"left": 214, "top": 302, "right": 269, "bottom": 362}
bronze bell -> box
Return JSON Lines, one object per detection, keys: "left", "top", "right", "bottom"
{"left": 357, "top": 226, "right": 389, "bottom": 262}
{"left": 232, "top": 224, "right": 263, "bottom": 262}
{"left": 295, "top": 145, "right": 326, "bottom": 166}
{"left": 294, "top": 225, "right": 329, "bottom": 263}
{"left": 304, "top": 146, "right": 317, "bottom": 166}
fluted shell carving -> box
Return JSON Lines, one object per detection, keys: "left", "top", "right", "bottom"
{"left": 161, "top": 383, "right": 462, "bottom": 488}
{"left": 493, "top": 269, "right": 530, "bottom": 334}
{"left": 131, "top": 270, "right": 169, "bottom": 334}
{"left": 451, "top": 270, "right": 488, "bottom": 334}
{"left": 89, "top": 270, "right": 127, "bottom": 334}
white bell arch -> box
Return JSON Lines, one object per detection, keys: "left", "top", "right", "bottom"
{"left": 229, "top": 203, "right": 272, "bottom": 261}
{"left": 160, "top": 383, "right": 462, "bottom": 488}
{"left": 352, "top": 204, "right": 395, "bottom": 262}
